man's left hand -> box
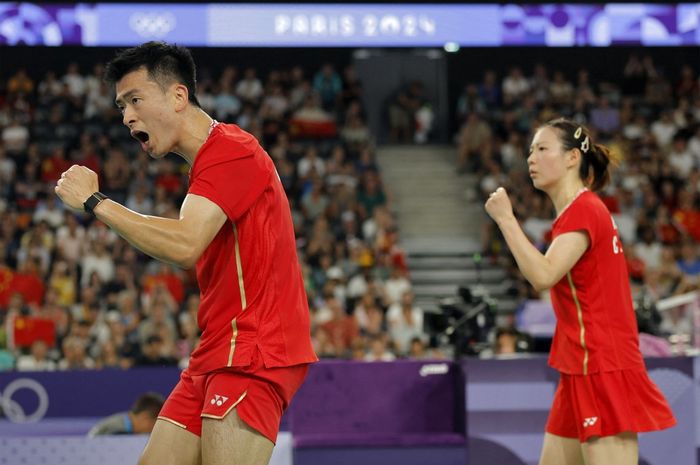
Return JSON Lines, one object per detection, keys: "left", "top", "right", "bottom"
{"left": 55, "top": 165, "right": 100, "bottom": 212}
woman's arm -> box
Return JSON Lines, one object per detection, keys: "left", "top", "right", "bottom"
{"left": 485, "top": 187, "right": 589, "bottom": 292}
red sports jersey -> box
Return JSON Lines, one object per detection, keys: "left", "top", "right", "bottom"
{"left": 187, "top": 123, "right": 317, "bottom": 375}
{"left": 549, "top": 189, "right": 645, "bottom": 375}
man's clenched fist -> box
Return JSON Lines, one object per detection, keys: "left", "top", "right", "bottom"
{"left": 54, "top": 165, "right": 100, "bottom": 212}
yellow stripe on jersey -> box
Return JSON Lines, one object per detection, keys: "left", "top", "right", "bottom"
{"left": 227, "top": 318, "right": 238, "bottom": 367}
{"left": 233, "top": 224, "right": 247, "bottom": 311}
{"left": 567, "top": 272, "right": 589, "bottom": 375}
{"left": 227, "top": 223, "right": 247, "bottom": 367}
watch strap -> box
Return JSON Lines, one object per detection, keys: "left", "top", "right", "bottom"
{"left": 83, "top": 192, "right": 108, "bottom": 215}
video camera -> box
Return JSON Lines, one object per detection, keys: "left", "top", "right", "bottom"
{"left": 424, "top": 285, "right": 496, "bottom": 357}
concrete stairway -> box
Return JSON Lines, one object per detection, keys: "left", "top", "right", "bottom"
{"left": 376, "top": 145, "right": 517, "bottom": 315}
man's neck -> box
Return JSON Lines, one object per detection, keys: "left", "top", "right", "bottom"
{"left": 171, "top": 107, "right": 216, "bottom": 165}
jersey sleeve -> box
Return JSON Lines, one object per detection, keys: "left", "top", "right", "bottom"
{"left": 189, "top": 150, "right": 271, "bottom": 221}
{"left": 552, "top": 197, "right": 597, "bottom": 245}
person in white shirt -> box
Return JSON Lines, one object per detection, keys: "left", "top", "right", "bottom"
{"left": 63, "top": 62, "right": 87, "bottom": 98}
{"left": 235, "top": 68, "right": 263, "bottom": 104}
{"left": 650, "top": 111, "right": 678, "bottom": 149}
{"left": 668, "top": 134, "right": 695, "bottom": 178}
{"left": 16, "top": 340, "right": 57, "bottom": 371}
{"left": 383, "top": 266, "right": 411, "bottom": 306}
{"left": 363, "top": 334, "right": 396, "bottom": 362}
{"left": 502, "top": 67, "right": 531, "bottom": 102}
{"left": 386, "top": 291, "right": 425, "bottom": 355}
{"left": 80, "top": 239, "right": 115, "bottom": 287}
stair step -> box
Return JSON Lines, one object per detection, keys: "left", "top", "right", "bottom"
{"left": 403, "top": 237, "right": 481, "bottom": 254}
{"left": 410, "top": 268, "right": 506, "bottom": 283}
{"left": 415, "top": 297, "right": 520, "bottom": 315}
{"left": 407, "top": 256, "right": 496, "bottom": 269}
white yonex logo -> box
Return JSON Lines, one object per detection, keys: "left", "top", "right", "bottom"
{"left": 583, "top": 417, "right": 598, "bottom": 427}
{"left": 210, "top": 394, "right": 229, "bottom": 407}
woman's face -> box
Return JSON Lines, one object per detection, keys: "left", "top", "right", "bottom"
{"left": 527, "top": 127, "right": 571, "bottom": 191}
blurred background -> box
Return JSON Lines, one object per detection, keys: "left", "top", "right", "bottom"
{"left": 0, "top": 1, "right": 699, "bottom": 464}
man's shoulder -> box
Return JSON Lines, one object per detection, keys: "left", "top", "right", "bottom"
{"left": 193, "top": 124, "right": 262, "bottom": 173}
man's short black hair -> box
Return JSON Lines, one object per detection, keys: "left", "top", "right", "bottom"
{"left": 130, "top": 392, "right": 164, "bottom": 418}
{"left": 105, "top": 41, "right": 200, "bottom": 107}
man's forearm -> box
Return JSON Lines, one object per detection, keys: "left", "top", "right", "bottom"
{"left": 93, "top": 200, "right": 195, "bottom": 268}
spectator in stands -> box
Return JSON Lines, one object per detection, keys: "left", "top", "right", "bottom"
{"left": 387, "top": 81, "right": 425, "bottom": 143}
{"left": 456, "top": 84, "right": 487, "bottom": 124}
{"left": 58, "top": 336, "right": 95, "bottom": 370}
{"left": 589, "top": 96, "right": 620, "bottom": 138}
{"left": 668, "top": 133, "right": 695, "bottom": 178}
{"left": 15, "top": 340, "right": 56, "bottom": 371}
{"left": 33, "top": 194, "right": 64, "bottom": 229}
{"left": 297, "top": 146, "right": 326, "bottom": 179}
{"left": 493, "top": 327, "right": 520, "bottom": 357}
{"left": 312, "top": 63, "right": 342, "bottom": 112}
{"left": 8, "top": 68, "right": 35, "bottom": 96}
{"left": 650, "top": 110, "right": 678, "bottom": 149}
{"left": 356, "top": 170, "right": 387, "bottom": 218}
{"left": 63, "top": 62, "right": 86, "bottom": 99}
{"left": 548, "top": 71, "right": 573, "bottom": 106}
{"left": 0, "top": 145, "right": 15, "bottom": 197}
{"left": 80, "top": 239, "right": 115, "bottom": 288}
{"left": 55, "top": 213, "right": 85, "bottom": 265}
{"left": 319, "top": 296, "right": 358, "bottom": 357}
{"left": 134, "top": 334, "right": 177, "bottom": 367}
{"left": 213, "top": 81, "right": 242, "bottom": 122}
{"left": 364, "top": 334, "right": 396, "bottom": 361}
{"left": 478, "top": 70, "right": 501, "bottom": 111}
{"left": 386, "top": 291, "right": 424, "bottom": 356}
{"left": 456, "top": 112, "right": 492, "bottom": 174}
{"left": 623, "top": 54, "right": 651, "bottom": 96}
{"left": 354, "top": 292, "right": 385, "bottom": 338}
{"left": 235, "top": 67, "right": 264, "bottom": 104}
{"left": 340, "top": 115, "right": 372, "bottom": 152}
{"left": 502, "top": 67, "right": 530, "bottom": 102}
{"left": 635, "top": 226, "right": 663, "bottom": 270}
{"left": 676, "top": 65, "right": 698, "bottom": 100}
{"left": 88, "top": 392, "right": 164, "bottom": 437}
{"left": 408, "top": 337, "right": 429, "bottom": 359}
{"left": 383, "top": 266, "right": 410, "bottom": 307}
{"left": 677, "top": 242, "right": 700, "bottom": 278}
{"left": 1, "top": 117, "right": 30, "bottom": 154}
{"left": 575, "top": 69, "right": 597, "bottom": 105}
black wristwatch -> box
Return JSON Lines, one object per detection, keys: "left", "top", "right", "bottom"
{"left": 83, "top": 192, "right": 108, "bottom": 215}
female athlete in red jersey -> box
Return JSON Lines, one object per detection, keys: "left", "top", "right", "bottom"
{"left": 485, "top": 118, "right": 675, "bottom": 465}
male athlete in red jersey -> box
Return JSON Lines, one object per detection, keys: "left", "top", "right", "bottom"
{"left": 485, "top": 118, "right": 675, "bottom": 465}
{"left": 55, "top": 42, "right": 317, "bottom": 465}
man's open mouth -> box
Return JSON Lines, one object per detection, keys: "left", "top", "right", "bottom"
{"left": 131, "top": 130, "right": 150, "bottom": 144}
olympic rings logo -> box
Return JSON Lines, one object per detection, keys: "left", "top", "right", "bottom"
{"left": 0, "top": 378, "right": 50, "bottom": 423}
{"left": 128, "top": 12, "right": 177, "bottom": 38}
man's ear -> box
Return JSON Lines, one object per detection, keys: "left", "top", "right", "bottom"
{"left": 172, "top": 83, "right": 189, "bottom": 112}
